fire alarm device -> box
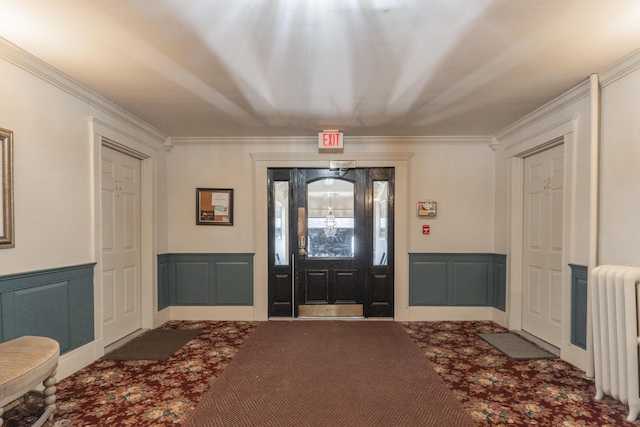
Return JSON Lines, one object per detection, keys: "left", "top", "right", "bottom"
{"left": 422, "top": 224, "right": 430, "bottom": 235}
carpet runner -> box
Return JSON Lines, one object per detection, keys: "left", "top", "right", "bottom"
{"left": 184, "top": 321, "right": 475, "bottom": 426}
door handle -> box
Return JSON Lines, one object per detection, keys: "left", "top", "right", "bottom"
{"left": 297, "top": 208, "right": 308, "bottom": 255}
{"left": 298, "top": 236, "right": 308, "bottom": 255}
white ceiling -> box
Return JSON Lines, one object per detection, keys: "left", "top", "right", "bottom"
{"left": 2, "top": 0, "right": 640, "bottom": 138}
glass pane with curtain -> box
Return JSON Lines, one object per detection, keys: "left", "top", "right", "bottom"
{"left": 373, "top": 181, "right": 388, "bottom": 265}
{"left": 307, "top": 178, "right": 354, "bottom": 258}
{"left": 274, "top": 181, "right": 289, "bottom": 265}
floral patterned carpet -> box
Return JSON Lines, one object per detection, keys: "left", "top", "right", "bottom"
{"left": 4, "top": 320, "right": 639, "bottom": 426}
{"left": 4, "top": 321, "right": 258, "bottom": 427}
{"left": 403, "top": 321, "right": 638, "bottom": 426}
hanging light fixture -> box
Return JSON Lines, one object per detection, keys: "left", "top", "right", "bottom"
{"left": 324, "top": 192, "right": 337, "bottom": 237}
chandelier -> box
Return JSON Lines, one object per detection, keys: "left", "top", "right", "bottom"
{"left": 324, "top": 193, "right": 337, "bottom": 237}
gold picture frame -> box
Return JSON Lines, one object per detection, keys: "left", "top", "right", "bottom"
{"left": 1, "top": 127, "right": 14, "bottom": 248}
{"left": 196, "top": 188, "right": 234, "bottom": 225}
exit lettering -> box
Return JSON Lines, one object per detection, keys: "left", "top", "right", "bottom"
{"left": 322, "top": 132, "right": 341, "bottom": 147}
{"left": 318, "top": 131, "right": 344, "bottom": 150}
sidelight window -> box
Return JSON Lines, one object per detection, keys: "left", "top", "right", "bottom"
{"left": 373, "top": 181, "right": 388, "bottom": 265}
{"left": 274, "top": 181, "right": 289, "bottom": 265}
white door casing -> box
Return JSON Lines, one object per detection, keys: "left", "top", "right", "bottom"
{"left": 522, "top": 143, "right": 564, "bottom": 347}
{"left": 101, "top": 146, "right": 142, "bottom": 346}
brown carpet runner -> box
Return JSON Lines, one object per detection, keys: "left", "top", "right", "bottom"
{"left": 184, "top": 321, "right": 475, "bottom": 426}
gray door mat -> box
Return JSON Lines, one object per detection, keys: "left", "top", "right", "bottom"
{"left": 476, "top": 332, "right": 558, "bottom": 360}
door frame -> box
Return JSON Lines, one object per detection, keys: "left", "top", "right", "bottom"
{"left": 252, "top": 152, "right": 412, "bottom": 321}
{"left": 505, "top": 118, "right": 578, "bottom": 361}
{"left": 268, "top": 167, "right": 394, "bottom": 318}
{"left": 90, "top": 117, "right": 157, "bottom": 358}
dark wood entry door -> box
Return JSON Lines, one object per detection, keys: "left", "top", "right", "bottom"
{"left": 297, "top": 168, "right": 364, "bottom": 316}
{"left": 268, "top": 167, "right": 394, "bottom": 318}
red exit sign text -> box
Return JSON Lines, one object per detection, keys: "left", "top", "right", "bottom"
{"left": 318, "top": 131, "right": 343, "bottom": 150}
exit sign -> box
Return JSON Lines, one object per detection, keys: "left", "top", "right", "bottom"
{"left": 318, "top": 131, "right": 343, "bottom": 150}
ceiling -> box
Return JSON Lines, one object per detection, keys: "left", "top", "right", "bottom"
{"left": 1, "top": 0, "right": 640, "bottom": 139}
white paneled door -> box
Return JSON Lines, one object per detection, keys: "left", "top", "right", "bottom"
{"left": 101, "top": 146, "right": 142, "bottom": 346}
{"left": 522, "top": 144, "right": 564, "bottom": 347}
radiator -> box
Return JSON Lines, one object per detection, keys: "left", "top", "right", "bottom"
{"left": 591, "top": 265, "right": 640, "bottom": 422}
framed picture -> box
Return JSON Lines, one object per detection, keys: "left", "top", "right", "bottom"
{"left": 196, "top": 188, "right": 233, "bottom": 225}
{"left": 1, "top": 127, "right": 14, "bottom": 248}
{"left": 417, "top": 200, "right": 437, "bottom": 218}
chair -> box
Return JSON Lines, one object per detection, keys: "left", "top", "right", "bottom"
{"left": 0, "top": 336, "right": 60, "bottom": 427}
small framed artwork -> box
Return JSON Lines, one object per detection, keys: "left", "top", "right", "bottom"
{"left": 1, "top": 127, "right": 15, "bottom": 248}
{"left": 196, "top": 188, "right": 233, "bottom": 225}
{"left": 417, "top": 200, "right": 437, "bottom": 218}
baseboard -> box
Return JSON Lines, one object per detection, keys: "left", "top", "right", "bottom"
{"left": 57, "top": 341, "right": 97, "bottom": 381}
{"left": 154, "top": 306, "right": 172, "bottom": 327}
{"left": 169, "top": 306, "right": 256, "bottom": 321}
{"left": 407, "top": 306, "right": 501, "bottom": 322}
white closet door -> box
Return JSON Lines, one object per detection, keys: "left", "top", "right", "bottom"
{"left": 522, "top": 144, "right": 564, "bottom": 347}
{"left": 101, "top": 146, "right": 142, "bottom": 346}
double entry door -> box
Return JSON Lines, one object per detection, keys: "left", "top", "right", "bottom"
{"left": 268, "top": 167, "right": 394, "bottom": 318}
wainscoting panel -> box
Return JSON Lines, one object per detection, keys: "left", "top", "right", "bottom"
{"left": 453, "top": 262, "right": 490, "bottom": 305}
{"left": 0, "top": 263, "right": 95, "bottom": 354}
{"left": 409, "top": 261, "right": 448, "bottom": 305}
{"left": 214, "top": 261, "right": 253, "bottom": 305}
{"left": 409, "top": 253, "right": 506, "bottom": 309}
{"left": 160, "top": 253, "right": 254, "bottom": 307}
{"left": 569, "top": 264, "right": 588, "bottom": 350}
{"left": 157, "top": 254, "right": 169, "bottom": 311}
{"left": 175, "top": 261, "right": 210, "bottom": 305}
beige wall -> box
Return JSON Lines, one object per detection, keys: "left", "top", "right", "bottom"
{"left": 0, "top": 40, "right": 169, "bottom": 377}
{"left": 0, "top": 42, "right": 169, "bottom": 277}
{"left": 599, "top": 62, "right": 640, "bottom": 266}
{"left": 166, "top": 137, "right": 497, "bottom": 255}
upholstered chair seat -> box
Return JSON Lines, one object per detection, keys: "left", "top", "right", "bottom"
{"left": 0, "top": 336, "right": 60, "bottom": 427}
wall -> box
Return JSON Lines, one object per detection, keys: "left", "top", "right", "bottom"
{"left": 166, "top": 137, "right": 496, "bottom": 254}
{"left": 493, "top": 81, "right": 591, "bottom": 371}
{"left": 492, "top": 48, "right": 640, "bottom": 372}
{"left": 406, "top": 140, "right": 495, "bottom": 253}
{"left": 165, "top": 136, "right": 497, "bottom": 320}
{"left": 0, "top": 39, "right": 168, "bottom": 378}
{"left": 599, "top": 56, "right": 640, "bottom": 266}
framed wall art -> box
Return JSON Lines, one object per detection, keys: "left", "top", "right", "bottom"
{"left": 1, "top": 127, "right": 14, "bottom": 248}
{"left": 196, "top": 188, "right": 234, "bottom": 225}
{"left": 417, "top": 200, "right": 437, "bottom": 218}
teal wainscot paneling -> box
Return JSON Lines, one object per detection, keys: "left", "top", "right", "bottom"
{"left": 157, "top": 254, "right": 170, "bottom": 311}
{"left": 409, "top": 253, "right": 506, "bottom": 309}
{"left": 158, "top": 253, "right": 254, "bottom": 307}
{"left": 569, "top": 264, "right": 588, "bottom": 350}
{"left": 0, "top": 263, "right": 95, "bottom": 354}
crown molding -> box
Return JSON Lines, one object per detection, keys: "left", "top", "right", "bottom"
{"left": 169, "top": 135, "right": 493, "bottom": 146}
{"left": 0, "top": 37, "right": 167, "bottom": 145}
{"left": 495, "top": 80, "right": 589, "bottom": 143}
{"left": 249, "top": 152, "right": 414, "bottom": 162}
{"left": 599, "top": 47, "right": 640, "bottom": 88}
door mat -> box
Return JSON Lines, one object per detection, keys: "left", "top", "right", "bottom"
{"left": 103, "top": 328, "right": 202, "bottom": 361}
{"left": 476, "top": 332, "right": 557, "bottom": 360}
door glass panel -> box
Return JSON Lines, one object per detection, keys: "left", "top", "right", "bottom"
{"left": 373, "top": 181, "right": 388, "bottom": 265}
{"left": 274, "top": 181, "right": 289, "bottom": 265}
{"left": 307, "top": 178, "right": 354, "bottom": 258}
